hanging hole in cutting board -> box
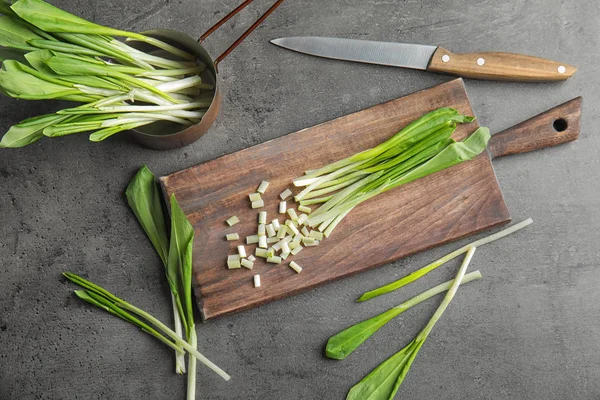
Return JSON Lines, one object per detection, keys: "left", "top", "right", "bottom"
{"left": 553, "top": 118, "right": 568, "bottom": 132}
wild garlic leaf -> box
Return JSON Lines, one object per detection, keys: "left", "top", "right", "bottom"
{"left": 125, "top": 165, "right": 170, "bottom": 265}
{"left": 326, "top": 308, "right": 404, "bottom": 360}
{"left": 0, "top": 15, "right": 41, "bottom": 51}
{"left": 0, "top": 68, "right": 80, "bottom": 100}
{"left": 0, "top": 113, "right": 68, "bottom": 148}
{"left": 11, "top": 0, "right": 134, "bottom": 37}
{"left": 346, "top": 341, "right": 421, "bottom": 400}
{"left": 167, "top": 193, "right": 195, "bottom": 330}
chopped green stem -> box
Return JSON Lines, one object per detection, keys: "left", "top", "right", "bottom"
{"left": 357, "top": 218, "right": 533, "bottom": 302}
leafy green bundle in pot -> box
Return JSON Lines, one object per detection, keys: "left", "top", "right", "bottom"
{"left": 0, "top": 0, "right": 211, "bottom": 148}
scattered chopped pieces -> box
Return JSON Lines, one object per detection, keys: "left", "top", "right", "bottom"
{"left": 226, "top": 216, "right": 239, "bottom": 226}
{"left": 298, "top": 205, "right": 312, "bottom": 214}
{"left": 272, "top": 219, "right": 281, "bottom": 230}
{"left": 258, "top": 235, "right": 268, "bottom": 249}
{"left": 279, "top": 201, "right": 287, "bottom": 214}
{"left": 280, "top": 251, "right": 290, "bottom": 260}
{"left": 279, "top": 188, "right": 293, "bottom": 200}
{"left": 309, "top": 230, "right": 324, "bottom": 241}
{"left": 251, "top": 200, "right": 265, "bottom": 209}
{"left": 288, "top": 241, "right": 301, "bottom": 250}
{"left": 267, "top": 237, "right": 278, "bottom": 244}
{"left": 258, "top": 211, "right": 267, "bottom": 224}
{"left": 241, "top": 258, "right": 254, "bottom": 270}
{"left": 253, "top": 274, "right": 261, "bottom": 287}
{"left": 267, "top": 256, "right": 282, "bottom": 264}
{"left": 248, "top": 255, "right": 256, "bottom": 262}
{"left": 281, "top": 241, "right": 291, "bottom": 254}
{"left": 257, "top": 181, "right": 270, "bottom": 194}
{"left": 289, "top": 261, "right": 302, "bottom": 273}
{"left": 249, "top": 193, "right": 262, "bottom": 202}
{"left": 255, "top": 248, "right": 268, "bottom": 258}
{"left": 266, "top": 248, "right": 276, "bottom": 257}
{"left": 301, "top": 227, "right": 310, "bottom": 236}
{"left": 246, "top": 235, "right": 259, "bottom": 244}
{"left": 266, "top": 224, "right": 276, "bottom": 237}
{"left": 237, "top": 245, "right": 247, "bottom": 258}
{"left": 287, "top": 208, "right": 299, "bottom": 221}
{"left": 226, "top": 233, "right": 239, "bottom": 241}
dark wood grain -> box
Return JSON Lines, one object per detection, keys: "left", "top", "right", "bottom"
{"left": 488, "top": 97, "right": 581, "bottom": 159}
{"left": 428, "top": 47, "right": 577, "bottom": 82}
{"left": 160, "top": 79, "right": 511, "bottom": 320}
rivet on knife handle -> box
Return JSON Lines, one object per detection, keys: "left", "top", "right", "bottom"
{"left": 427, "top": 47, "right": 577, "bottom": 81}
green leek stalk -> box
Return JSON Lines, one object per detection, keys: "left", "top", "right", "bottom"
{"left": 357, "top": 218, "right": 533, "bottom": 302}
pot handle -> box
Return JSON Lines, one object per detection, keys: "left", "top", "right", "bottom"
{"left": 198, "top": 0, "right": 286, "bottom": 70}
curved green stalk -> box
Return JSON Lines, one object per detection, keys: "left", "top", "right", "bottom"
{"left": 357, "top": 218, "right": 533, "bottom": 302}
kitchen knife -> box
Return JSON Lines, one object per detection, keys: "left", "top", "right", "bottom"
{"left": 271, "top": 36, "right": 576, "bottom": 82}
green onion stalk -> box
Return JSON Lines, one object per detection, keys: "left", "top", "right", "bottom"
{"left": 0, "top": 0, "right": 212, "bottom": 148}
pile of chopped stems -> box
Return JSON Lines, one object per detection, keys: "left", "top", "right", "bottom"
{"left": 292, "top": 108, "right": 490, "bottom": 236}
{"left": 0, "top": 0, "right": 211, "bottom": 148}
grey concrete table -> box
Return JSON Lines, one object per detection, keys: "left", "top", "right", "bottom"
{"left": 1, "top": 1, "right": 599, "bottom": 399}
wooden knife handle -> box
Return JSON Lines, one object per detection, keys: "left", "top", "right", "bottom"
{"left": 428, "top": 47, "right": 576, "bottom": 81}
{"left": 488, "top": 97, "right": 581, "bottom": 159}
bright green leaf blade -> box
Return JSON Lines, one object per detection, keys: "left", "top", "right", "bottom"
{"left": 346, "top": 340, "right": 420, "bottom": 400}
{"left": 167, "top": 193, "right": 195, "bottom": 331}
{"left": 28, "top": 38, "right": 107, "bottom": 57}
{"left": 0, "top": 15, "right": 41, "bottom": 51}
{"left": 11, "top": 0, "right": 140, "bottom": 38}
{"left": 385, "top": 127, "right": 491, "bottom": 192}
{"left": 45, "top": 55, "right": 179, "bottom": 102}
{"left": 125, "top": 165, "right": 170, "bottom": 265}
{"left": 88, "top": 121, "right": 152, "bottom": 142}
{"left": 0, "top": 113, "right": 68, "bottom": 148}
{"left": 0, "top": 68, "right": 80, "bottom": 100}
{"left": 326, "top": 308, "right": 403, "bottom": 360}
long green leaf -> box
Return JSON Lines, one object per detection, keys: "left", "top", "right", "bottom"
{"left": 167, "top": 193, "right": 195, "bottom": 333}
{"left": 24, "top": 49, "right": 125, "bottom": 91}
{"left": 45, "top": 55, "right": 180, "bottom": 102}
{"left": 0, "top": 112, "right": 68, "bottom": 148}
{"left": 0, "top": 15, "right": 41, "bottom": 51}
{"left": 11, "top": 0, "right": 194, "bottom": 60}
{"left": 125, "top": 165, "right": 170, "bottom": 265}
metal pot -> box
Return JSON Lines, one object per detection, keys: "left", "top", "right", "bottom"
{"left": 129, "top": 0, "right": 285, "bottom": 150}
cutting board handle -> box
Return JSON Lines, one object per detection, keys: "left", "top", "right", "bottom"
{"left": 488, "top": 97, "right": 581, "bottom": 159}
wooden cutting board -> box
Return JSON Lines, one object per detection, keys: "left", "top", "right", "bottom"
{"left": 160, "top": 78, "right": 581, "bottom": 320}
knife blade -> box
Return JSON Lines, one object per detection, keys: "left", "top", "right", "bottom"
{"left": 271, "top": 36, "right": 576, "bottom": 82}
